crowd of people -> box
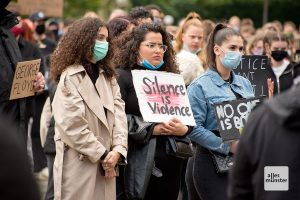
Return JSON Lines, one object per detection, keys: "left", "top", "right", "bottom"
{"left": 1, "top": 0, "right": 300, "bottom": 199}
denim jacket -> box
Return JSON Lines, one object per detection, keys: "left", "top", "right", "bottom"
{"left": 187, "top": 68, "right": 254, "bottom": 154}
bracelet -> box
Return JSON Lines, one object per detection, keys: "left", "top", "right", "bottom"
{"left": 100, "top": 150, "right": 109, "bottom": 161}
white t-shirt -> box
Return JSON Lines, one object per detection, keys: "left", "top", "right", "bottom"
{"left": 176, "top": 50, "right": 204, "bottom": 85}
{"left": 272, "top": 59, "right": 290, "bottom": 82}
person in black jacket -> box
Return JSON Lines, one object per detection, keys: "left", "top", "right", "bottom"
{"left": 114, "top": 23, "right": 192, "bottom": 200}
{"left": 0, "top": 0, "right": 45, "bottom": 148}
{"left": 0, "top": 115, "right": 40, "bottom": 200}
{"left": 263, "top": 31, "right": 299, "bottom": 94}
{"left": 228, "top": 83, "right": 300, "bottom": 200}
{"left": 29, "top": 11, "right": 56, "bottom": 175}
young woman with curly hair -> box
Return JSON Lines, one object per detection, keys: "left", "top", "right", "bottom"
{"left": 114, "top": 23, "right": 193, "bottom": 200}
{"left": 50, "top": 17, "right": 128, "bottom": 200}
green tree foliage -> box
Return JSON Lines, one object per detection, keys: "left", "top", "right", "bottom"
{"left": 64, "top": 0, "right": 101, "bottom": 18}
{"left": 132, "top": 0, "right": 300, "bottom": 27}
{"left": 63, "top": 0, "right": 120, "bottom": 20}
{"left": 63, "top": 0, "right": 300, "bottom": 27}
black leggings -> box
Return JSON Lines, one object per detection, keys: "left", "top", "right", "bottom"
{"left": 186, "top": 146, "right": 228, "bottom": 200}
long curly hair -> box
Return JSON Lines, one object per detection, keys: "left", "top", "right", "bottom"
{"left": 113, "top": 23, "right": 179, "bottom": 73}
{"left": 50, "top": 17, "right": 115, "bottom": 81}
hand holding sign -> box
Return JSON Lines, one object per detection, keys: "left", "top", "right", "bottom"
{"left": 34, "top": 72, "right": 45, "bottom": 94}
{"left": 153, "top": 118, "right": 189, "bottom": 136}
{"left": 229, "top": 140, "right": 239, "bottom": 154}
{"left": 164, "top": 118, "right": 189, "bottom": 136}
{"left": 267, "top": 78, "right": 274, "bottom": 98}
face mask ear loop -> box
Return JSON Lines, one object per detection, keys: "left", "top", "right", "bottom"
{"left": 216, "top": 45, "right": 225, "bottom": 64}
{"left": 138, "top": 52, "right": 144, "bottom": 63}
{"left": 217, "top": 46, "right": 226, "bottom": 54}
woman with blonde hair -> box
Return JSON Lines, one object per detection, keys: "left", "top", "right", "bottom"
{"left": 174, "top": 12, "right": 205, "bottom": 85}
{"left": 175, "top": 12, "right": 203, "bottom": 54}
{"left": 246, "top": 33, "right": 264, "bottom": 55}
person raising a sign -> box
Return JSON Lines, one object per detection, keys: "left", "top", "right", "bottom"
{"left": 263, "top": 31, "right": 300, "bottom": 94}
{"left": 50, "top": 17, "right": 128, "bottom": 200}
{"left": 186, "top": 23, "right": 254, "bottom": 200}
{"left": 0, "top": 0, "right": 45, "bottom": 148}
{"left": 114, "top": 23, "right": 193, "bottom": 200}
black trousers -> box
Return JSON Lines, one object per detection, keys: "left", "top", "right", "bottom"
{"left": 45, "top": 154, "right": 55, "bottom": 200}
{"left": 144, "top": 138, "right": 184, "bottom": 200}
{"left": 117, "top": 138, "right": 184, "bottom": 200}
{"left": 186, "top": 146, "right": 228, "bottom": 200}
{"left": 31, "top": 93, "right": 48, "bottom": 172}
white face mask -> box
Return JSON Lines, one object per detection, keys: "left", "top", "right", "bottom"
{"left": 252, "top": 48, "right": 263, "bottom": 55}
{"left": 182, "top": 43, "right": 201, "bottom": 55}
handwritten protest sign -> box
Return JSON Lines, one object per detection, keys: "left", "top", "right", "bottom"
{"left": 9, "top": 59, "right": 41, "bottom": 100}
{"left": 213, "top": 97, "right": 264, "bottom": 141}
{"left": 131, "top": 70, "right": 196, "bottom": 126}
{"left": 8, "top": 0, "right": 63, "bottom": 17}
{"left": 234, "top": 55, "right": 274, "bottom": 97}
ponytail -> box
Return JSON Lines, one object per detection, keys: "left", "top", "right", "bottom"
{"left": 206, "top": 23, "right": 241, "bottom": 69}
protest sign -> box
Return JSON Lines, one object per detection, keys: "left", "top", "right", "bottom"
{"left": 131, "top": 70, "right": 196, "bottom": 126}
{"left": 8, "top": 0, "right": 63, "bottom": 17}
{"left": 234, "top": 55, "right": 274, "bottom": 97}
{"left": 9, "top": 59, "right": 41, "bottom": 100}
{"left": 213, "top": 97, "right": 264, "bottom": 141}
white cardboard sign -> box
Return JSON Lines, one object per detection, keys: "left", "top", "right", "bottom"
{"left": 131, "top": 70, "right": 196, "bottom": 126}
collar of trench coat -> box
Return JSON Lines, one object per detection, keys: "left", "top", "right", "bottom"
{"left": 67, "top": 65, "right": 115, "bottom": 132}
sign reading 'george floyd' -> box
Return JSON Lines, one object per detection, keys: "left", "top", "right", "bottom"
{"left": 9, "top": 59, "right": 41, "bottom": 100}
{"left": 213, "top": 97, "right": 264, "bottom": 141}
{"left": 234, "top": 55, "right": 273, "bottom": 97}
{"left": 131, "top": 70, "right": 196, "bottom": 126}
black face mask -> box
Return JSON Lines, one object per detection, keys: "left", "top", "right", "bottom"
{"left": 271, "top": 50, "right": 288, "bottom": 61}
{"left": 35, "top": 24, "right": 46, "bottom": 35}
{"left": 52, "top": 29, "right": 59, "bottom": 37}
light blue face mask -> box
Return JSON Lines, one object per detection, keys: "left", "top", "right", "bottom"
{"left": 219, "top": 47, "right": 242, "bottom": 69}
{"left": 140, "top": 59, "right": 164, "bottom": 70}
{"left": 93, "top": 40, "right": 108, "bottom": 62}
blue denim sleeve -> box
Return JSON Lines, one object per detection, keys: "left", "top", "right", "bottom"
{"left": 187, "top": 83, "right": 230, "bottom": 155}
{"left": 244, "top": 78, "right": 255, "bottom": 95}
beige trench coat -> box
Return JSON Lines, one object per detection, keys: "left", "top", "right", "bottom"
{"left": 52, "top": 65, "right": 128, "bottom": 200}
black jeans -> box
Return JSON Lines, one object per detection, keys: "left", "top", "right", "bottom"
{"left": 45, "top": 154, "right": 55, "bottom": 200}
{"left": 186, "top": 146, "right": 228, "bottom": 200}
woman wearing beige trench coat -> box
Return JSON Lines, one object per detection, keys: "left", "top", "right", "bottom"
{"left": 50, "top": 17, "right": 128, "bottom": 200}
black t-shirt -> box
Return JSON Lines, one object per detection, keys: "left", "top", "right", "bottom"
{"left": 84, "top": 63, "right": 99, "bottom": 85}
{"left": 116, "top": 67, "right": 141, "bottom": 116}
